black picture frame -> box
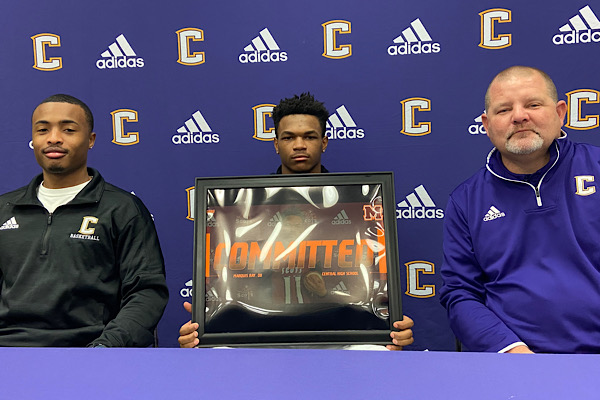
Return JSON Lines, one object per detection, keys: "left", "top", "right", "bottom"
{"left": 192, "top": 172, "right": 402, "bottom": 347}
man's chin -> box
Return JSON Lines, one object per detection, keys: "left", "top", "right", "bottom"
{"left": 505, "top": 137, "right": 544, "bottom": 155}
{"left": 45, "top": 165, "right": 66, "bottom": 174}
{"left": 286, "top": 162, "right": 319, "bottom": 174}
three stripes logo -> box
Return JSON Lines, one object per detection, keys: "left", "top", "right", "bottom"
{"left": 325, "top": 105, "right": 365, "bottom": 140}
{"left": 0, "top": 217, "right": 19, "bottom": 230}
{"left": 397, "top": 185, "right": 444, "bottom": 219}
{"left": 332, "top": 210, "right": 351, "bottom": 225}
{"left": 172, "top": 110, "right": 220, "bottom": 145}
{"left": 469, "top": 112, "right": 487, "bottom": 135}
{"left": 331, "top": 281, "right": 350, "bottom": 295}
{"left": 96, "top": 34, "right": 144, "bottom": 69}
{"left": 207, "top": 210, "right": 218, "bottom": 227}
{"left": 267, "top": 212, "right": 284, "bottom": 226}
{"left": 205, "top": 286, "right": 219, "bottom": 302}
{"left": 483, "top": 206, "right": 506, "bottom": 222}
{"left": 239, "top": 28, "right": 288, "bottom": 64}
{"left": 180, "top": 279, "right": 193, "bottom": 298}
{"left": 388, "top": 18, "right": 440, "bottom": 56}
{"left": 553, "top": 5, "right": 600, "bottom": 45}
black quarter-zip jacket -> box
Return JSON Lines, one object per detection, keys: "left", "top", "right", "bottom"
{"left": 0, "top": 168, "right": 168, "bottom": 347}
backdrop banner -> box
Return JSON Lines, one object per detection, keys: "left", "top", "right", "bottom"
{"left": 1, "top": 0, "right": 599, "bottom": 349}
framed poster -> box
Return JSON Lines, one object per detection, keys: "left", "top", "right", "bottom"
{"left": 193, "top": 172, "right": 402, "bottom": 347}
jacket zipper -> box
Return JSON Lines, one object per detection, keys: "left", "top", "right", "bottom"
{"left": 41, "top": 213, "right": 52, "bottom": 255}
{"left": 486, "top": 142, "right": 560, "bottom": 207}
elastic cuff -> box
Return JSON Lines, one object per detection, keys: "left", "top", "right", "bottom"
{"left": 498, "top": 342, "right": 527, "bottom": 353}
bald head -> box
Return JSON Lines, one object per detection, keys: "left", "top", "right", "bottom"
{"left": 485, "top": 66, "right": 558, "bottom": 112}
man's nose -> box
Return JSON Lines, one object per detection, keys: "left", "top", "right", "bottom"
{"left": 46, "top": 127, "right": 63, "bottom": 143}
{"left": 512, "top": 106, "right": 530, "bottom": 124}
{"left": 292, "top": 137, "right": 307, "bottom": 149}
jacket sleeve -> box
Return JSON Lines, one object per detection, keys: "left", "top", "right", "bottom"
{"left": 91, "top": 202, "right": 168, "bottom": 347}
{"left": 439, "top": 196, "right": 522, "bottom": 352}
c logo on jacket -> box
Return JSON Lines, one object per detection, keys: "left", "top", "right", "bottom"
{"left": 575, "top": 175, "right": 596, "bottom": 196}
{"left": 78, "top": 216, "right": 98, "bottom": 235}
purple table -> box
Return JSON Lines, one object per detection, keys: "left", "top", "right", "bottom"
{"left": 1, "top": 348, "right": 598, "bottom": 399}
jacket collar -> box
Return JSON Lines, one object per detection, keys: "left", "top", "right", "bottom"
{"left": 14, "top": 167, "right": 105, "bottom": 206}
{"left": 486, "top": 130, "right": 569, "bottom": 182}
{"left": 274, "top": 165, "right": 329, "bottom": 174}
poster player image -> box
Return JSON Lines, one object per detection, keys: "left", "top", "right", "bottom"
{"left": 0, "top": 94, "right": 168, "bottom": 347}
{"left": 179, "top": 92, "right": 414, "bottom": 349}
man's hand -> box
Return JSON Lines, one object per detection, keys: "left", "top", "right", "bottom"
{"left": 178, "top": 301, "right": 199, "bottom": 348}
{"left": 506, "top": 345, "right": 534, "bottom": 354}
{"left": 387, "top": 315, "right": 414, "bottom": 351}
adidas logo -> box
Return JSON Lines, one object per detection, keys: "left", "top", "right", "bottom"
{"left": 388, "top": 18, "right": 441, "bottom": 56}
{"left": 235, "top": 216, "right": 253, "bottom": 225}
{"left": 483, "top": 206, "right": 506, "bottom": 222}
{"left": 238, "top": 28, "right": 288, "bottom": 64}
{"left": 206, "top": 286, "right": 218, "bottom": 302}
{"left": 180, "top": 279, "right": 193, "bottom": 298}
{"left": 332, "top": 210, "right": 352, "bottom": 225}
{"left": 553, "top": 5, "right": 600, "bottom": 45}
{"left": 172, "top": 110, "right": 220, "bottom": 145}
{"left": 331, "top": 281, "right": 350, "bottom": 295}
{"left": 267, "top": 212, "right": 283, "bottom": 226}
{"left": 0, "top": 217, "right": 19, "bottom": 230}
{"left": 96, "top": 34, "right": 144, "bottom": 69}
{"left": 207, "top": 210, "right": 217, "bottom": 227}
{"left": 396, "top": 185, "right": 444, "bottom": 219}
{"left": 325, "top": 105, "right": 365, "bottom": 140}
{"left": 469, "top": 112, "right": 487, "bottom": 135}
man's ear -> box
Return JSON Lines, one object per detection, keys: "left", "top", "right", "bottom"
{"left": 481, "top": 113, "right": 489, "bottom": 136}
{"left": 89, "top": 131, "right": 96, "bottom": 149}
{"left": 556, "top": 100, "right": 567, "bottom": 127}
{"left": 273, "top": 138, "right": 279, "bottom": 154}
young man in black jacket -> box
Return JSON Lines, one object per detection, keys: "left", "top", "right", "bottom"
{"left": 178, "top": 93, "right": 414, "bottom": 350}
{"left": 0, "top": 94, "right": 168, "bottom": 347}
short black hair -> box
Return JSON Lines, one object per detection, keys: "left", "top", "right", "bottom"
{"left": 272, "top": 92, "right": 329, "bottom": 138}
{"left": 35, "top": 94, "right": 94, "bottom": 133}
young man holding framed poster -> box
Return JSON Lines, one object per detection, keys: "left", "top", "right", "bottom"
{"left": 179, "top": 93, "right": 413, "bottom": 350}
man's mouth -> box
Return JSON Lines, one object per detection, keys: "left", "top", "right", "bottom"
{"left": 43, "top": 147, "right": 67, "bottom": 159}
{"left": 509, "top": 128, "right": 537, "bottom": 139}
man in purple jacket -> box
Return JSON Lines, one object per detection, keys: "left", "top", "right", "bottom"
{"left": 440, "top": 66, "right": 600, "bottom": 353}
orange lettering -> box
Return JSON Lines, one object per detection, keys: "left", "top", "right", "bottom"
{"left": 229, "top": 242, "right": 248, "bottom": 270}
{"left": 321, "top": 240, "right": 337, "bottom": 268}
{"left": 338, "top": 239, "right": 354, "bottom": 267}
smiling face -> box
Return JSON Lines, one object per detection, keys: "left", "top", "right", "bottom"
{"left": 273, "top": 114, "right": 328, "bottom": 174}
{"left": 482, "top": 69, "right": 567, "bottom": 172}
{"left": 32, "top": 102, "right": 96, "bottom": 188}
